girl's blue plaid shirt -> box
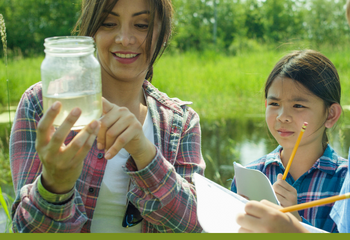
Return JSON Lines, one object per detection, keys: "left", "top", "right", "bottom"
{"left": 231, "top": 145, "right": 348, "bottom": 233}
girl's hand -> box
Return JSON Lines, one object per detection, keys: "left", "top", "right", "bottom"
{"left": 273, "top": 173, "right": 301, "bottom": 221}
{"left": 97, "top": 98, "right": 156, "bottom": 170}
{"left": 35, "top": 101, "right": 100, "bottom": 194}
{"left": 236, "top": 200, "right": 309, "bottom": 233}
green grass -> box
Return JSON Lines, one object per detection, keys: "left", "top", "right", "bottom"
{"left": 0, "top": 56, "right": 43, "bottom": 109}
{"left": 2, "top": 45, "right": 350, "bottom": 119}
{"left": 152, "top": 47, "right": 350, "bottom": 121}
{"left": 153, "top": 50, "right": 275, "bottom": 119}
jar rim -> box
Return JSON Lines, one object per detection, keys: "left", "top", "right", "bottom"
{"left": 44, "top": 36, "right": 95, "bottom": 55}
{"left": 44, "top": 36, "right": 94, "bottom": 43}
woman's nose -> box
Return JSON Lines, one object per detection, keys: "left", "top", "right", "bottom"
{"left": 115, "top": 26, "right": 136, "bottom": 46}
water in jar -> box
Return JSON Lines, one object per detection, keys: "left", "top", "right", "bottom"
{"left": 43, "top": 91, "right": 102, "bottom": 130}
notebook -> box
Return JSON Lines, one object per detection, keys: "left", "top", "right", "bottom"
{"left": 233, "top": 161, "right": 279, "bottom": 205}
{"left": 194, "top": 173, "right": 327, "bottom": 233}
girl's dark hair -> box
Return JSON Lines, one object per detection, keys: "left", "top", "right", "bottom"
{"left": 264, "top": 49, "right": 341, "bottom": 148}
{"left": 72, "top": 0, "right": 173, "bottom": 82}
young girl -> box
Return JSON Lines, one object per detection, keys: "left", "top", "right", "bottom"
{"left": 231, "top": 49, "right": 348, "bottom": 232}
{"left": 10, "top": 0, "right": 205, "bottom": 233}
{"left": 236, "top": 0, "right": 350, "bottom": 233}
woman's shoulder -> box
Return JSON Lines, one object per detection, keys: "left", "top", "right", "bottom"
{"left": 143, "top": 80, "right": 196, "bottom": 115}
{"left": 22, "top": 82, "right": 43, "bottom": 99}
{"left": 17, "top": 82, "right": 43, "bottom": 109}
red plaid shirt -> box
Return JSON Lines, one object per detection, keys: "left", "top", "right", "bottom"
{"left": 10, "top": 80, "right": 205, "bottom": 233}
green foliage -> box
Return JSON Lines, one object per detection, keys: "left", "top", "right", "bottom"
{"left": 0, "top": 0, "right": 80, "bottom": 57}
{"left": 304, "top": 0, "right": 349, "bottom": 46}
{"left": 0, "top": 186, "right": 13, "bottom": 233}
{"left": 170, "top": 0, "right": 350, "bottom": 52}
{"left": 0, "top": 0, "right": 349, "bottom": 57}
{"left": 0, "top": 127, "right": 12, "bottom": 233}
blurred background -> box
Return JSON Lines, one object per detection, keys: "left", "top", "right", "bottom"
{"left": 1, "top": 0, "right": 350, "bottom": 231}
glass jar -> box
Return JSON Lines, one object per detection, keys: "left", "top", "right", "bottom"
{"left": 41, "top": 36, "right": 102, "bottom": 130}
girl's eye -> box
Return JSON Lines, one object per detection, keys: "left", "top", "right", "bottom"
{"left": 269, "top": 102, "right": 279, "bottom": 106}
{"left": 294, "top": 104, "right": 305, "bottom": 108}
{"left": 136, "top": 24, "right": 148, "bottom": 29}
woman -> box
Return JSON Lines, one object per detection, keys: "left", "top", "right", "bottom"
{"left": 10, "top": 0, "right": 205, "bottom": 233}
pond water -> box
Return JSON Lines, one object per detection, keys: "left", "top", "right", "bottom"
{"left": 201, "top": 115, "right": 350, "bottom": 189}
{"left": 1, "top": 112, "right": 350, "bottom": 230}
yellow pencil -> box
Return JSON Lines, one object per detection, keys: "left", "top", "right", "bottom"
{"left": 282, "top": 122, "right": 308, "bottom": 180}
{"left": 280, "top": 193, "right": 350, "bottom": 213}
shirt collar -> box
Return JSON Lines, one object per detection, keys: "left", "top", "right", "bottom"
{"left": 312, "top": 144, "right": 342, "bottom": 175}
{"left": 264, "top": 144, "right": 340, "bottom": 175}
{"left": 264, "top": 145, "right": 284, "bottom": 169}
{"left": 142, "top": 80, "right": 192, "bottom": 116}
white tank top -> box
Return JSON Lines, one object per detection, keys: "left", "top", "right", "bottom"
{"left": 90, "top": 108, "right": 154, "bottom": 233}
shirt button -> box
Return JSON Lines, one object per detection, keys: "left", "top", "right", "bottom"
{"left": 97, "top": 153, "right": 104, "bottom": 159}
{"left": 89, "top": 187, "right": 94, "bottom": 193}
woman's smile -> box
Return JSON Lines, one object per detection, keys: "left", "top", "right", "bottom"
{"left": 112, "top": 51, "right": 140, "bottom": 64}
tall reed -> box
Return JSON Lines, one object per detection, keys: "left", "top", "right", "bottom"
{"left": 0, "top": 13, "right": 12, "bottom": 233}
{"left": 0, "top": 14, "right": 10, "bottom": 126}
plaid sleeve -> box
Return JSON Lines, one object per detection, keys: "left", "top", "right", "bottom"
{"left": 10, "top": 84, "right": 88, "bottom": 232}
{"left": 125, "top": 107, "right": 205, "bottom": 233}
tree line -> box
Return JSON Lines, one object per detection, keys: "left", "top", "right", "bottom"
{"left": 0, "top": 0, "right": 349, "bottom": 57}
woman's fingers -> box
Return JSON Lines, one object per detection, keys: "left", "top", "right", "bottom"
{"left": 98, "top": 98, "right": 142, "bottom": 155}
{"left": 65, "top": 120, "right": 100, "bottom": 159}
{"left": 104, "top": 108, "right": 131, "bottom": 150}
{"left": 69, "top": 125, "right": 100, "bottom": 168}
{"left": 41, "top": 120, "right": 100, "bottom": 194}
{"left": 36, "top": 101, "right": 62, "bottom": 150}
{"left": 48, "top": 107, "right": 82, "bottom": 152}
{"left": 96, "top": 98, "right": 148, "bottom": 160}
{"left": 97, "top": 98, "right": 118, "bottom": 150}
{"left": 104, "top": 125, "right": 136, "bottom": 159}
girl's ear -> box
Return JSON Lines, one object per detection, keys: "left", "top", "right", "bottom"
{"left": 265, "top": 100, "right": 267, "bottom": 108}
{"left": 325, "top": 103, "right": 342, "bottom": 128}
